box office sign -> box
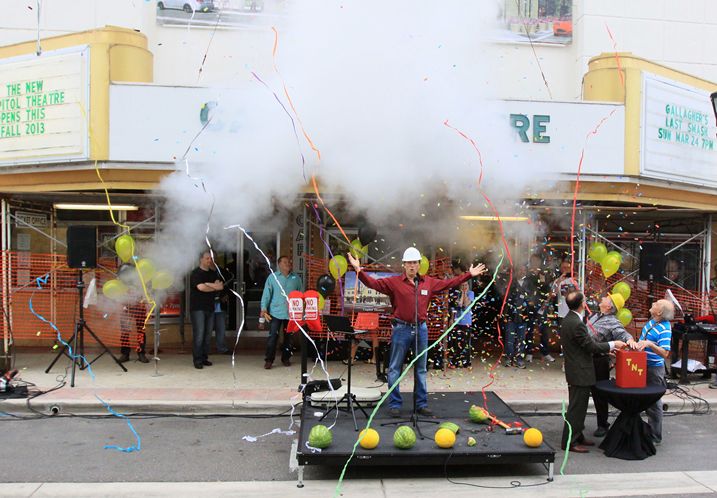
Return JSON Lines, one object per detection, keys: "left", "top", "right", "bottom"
{"left": 641, "top": 72, "right": 717, "bottom": 188}
{"left": 0, "top": 46, "right": 90, "bottom": 166}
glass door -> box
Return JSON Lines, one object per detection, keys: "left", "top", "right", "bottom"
{"left": 237, "top": 231, "right": 280, "bottom": 333}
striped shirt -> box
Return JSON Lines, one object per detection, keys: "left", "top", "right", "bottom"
{"left": 639, "top": 319, "right": 672, "bottom": 367}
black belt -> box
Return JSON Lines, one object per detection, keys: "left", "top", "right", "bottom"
{"left": 391, "top": 318, "right": 426, "bottom": 328}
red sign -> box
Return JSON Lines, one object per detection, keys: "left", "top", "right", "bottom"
{"left": 615, "top": 350, "right": 647, "bottom": 388}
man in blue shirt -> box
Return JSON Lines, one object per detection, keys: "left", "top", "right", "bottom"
{"left": 637, "top": 299, "right": 675, "bottom": 445}
{"left": 260, "top": 256, "right": 303, "bottom": 369}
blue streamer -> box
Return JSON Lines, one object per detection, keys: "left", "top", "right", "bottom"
{"left": 29, "top": 273, "right": 141, "bottom": 453}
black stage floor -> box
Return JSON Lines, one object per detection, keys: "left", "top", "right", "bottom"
{"left": 297, "top": 391, "right": 555, "bottom": 474}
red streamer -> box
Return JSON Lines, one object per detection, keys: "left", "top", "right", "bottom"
{"left": 444, "top": 120, "right": 513, "bottom": 410}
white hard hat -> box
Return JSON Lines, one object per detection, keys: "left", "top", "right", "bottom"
{"left": 402, "top": 247, "right": 422, "bottom": 262}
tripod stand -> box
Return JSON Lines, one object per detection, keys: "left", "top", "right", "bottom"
{"left": 319, "top": 315, "right": 369, "bottom": 431}
{"left": 45, "top": 270, "right": 127, "bottom": 386}
{"left": 382, "top": 277, "right": 438, "bottom": 438}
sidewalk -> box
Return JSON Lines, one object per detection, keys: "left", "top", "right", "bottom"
{"left": 1, "top": 471, "right": 716, "bottom": 497}
{"left": 2, "top": 350, "right": 716, "bottom": 415}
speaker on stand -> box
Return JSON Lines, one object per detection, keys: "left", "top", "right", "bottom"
{"left": 640, "top": 243, "right": 667, "bottom": 318}
{"left": 45, "top": 226, "right": 127, "bottom": 384}
{"left": 66, "top": 226, "right": 97, "bottom": 269}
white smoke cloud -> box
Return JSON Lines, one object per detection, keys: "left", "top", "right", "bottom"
{"left": 155, "top": 0, "right": 553, "bottom": 277}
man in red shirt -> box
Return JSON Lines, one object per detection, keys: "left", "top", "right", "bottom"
{"left": 347, "top": 248, "right": 487, "bottom": 417}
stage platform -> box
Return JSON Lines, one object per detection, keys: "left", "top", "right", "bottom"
{"left": 296, "top": 391, "right": 555, "bottom": 482}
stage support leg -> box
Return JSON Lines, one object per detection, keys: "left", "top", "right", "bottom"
{"left": 297, "top": 465, "right": 305, "bottom": 488}
{"left": 290, "top": 438, "right": 304, "bottom": 488}
{"left": 548, "top": 462, "right": 554, "bottom": 482}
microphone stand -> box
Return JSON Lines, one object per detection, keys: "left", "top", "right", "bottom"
{"left": 382, "top": 273, "right": 438, "bottom": 438}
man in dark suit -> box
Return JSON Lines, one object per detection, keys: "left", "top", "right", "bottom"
{"left": 561, "top": 291, "right": 625, "bottom": 453}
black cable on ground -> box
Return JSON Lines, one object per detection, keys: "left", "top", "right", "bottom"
{"left": 443, "top": 451, "right": 552, "bottom": 489}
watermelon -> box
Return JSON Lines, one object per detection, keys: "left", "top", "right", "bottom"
{"left": 393, "top": 425, "right": 417, "bottom": 449}
{"left": 308, "top": 424, "right": 332, "bottom": 449}
{"left": 469, "top": 404, "right": 489, "bottom": 423}
{"left": 439, "top": 421, "right": 460, "bottom": 434}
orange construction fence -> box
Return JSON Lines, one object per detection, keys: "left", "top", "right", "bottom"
{"left": 1, "top": 251, "right": 170, "bottom": 350}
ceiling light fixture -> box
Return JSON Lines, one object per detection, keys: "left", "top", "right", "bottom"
{"left": 53, "top": 203, "right": 139, "bottom": 211}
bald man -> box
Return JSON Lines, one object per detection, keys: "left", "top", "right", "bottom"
{"left": 636, "top": 299, "right": 675, "bottom": 445}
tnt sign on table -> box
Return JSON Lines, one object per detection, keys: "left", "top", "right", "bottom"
{"left": 615, "top": 350, "right": 647, "bottom": 388}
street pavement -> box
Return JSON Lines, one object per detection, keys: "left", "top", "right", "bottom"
{"left": 1, "top": 350, "right": 715, "bottom": 497}
{"left": 0, "top": 414, "right": 715, "bottom": 496}
{"left": 4, "top": 350, "right": 716, "bottom": 415}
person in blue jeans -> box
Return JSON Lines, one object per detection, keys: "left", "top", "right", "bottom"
{"left": 189, "top": 251, "right": 224, "bottom": 369}
{"left": 348, "top": 248, "right": 487, "bottom": 417}
{"left": 448, "top": 281, "right": 474, "bottom": 368}
{"left": 260, "top": 256, "right": 303, "bottom": 369}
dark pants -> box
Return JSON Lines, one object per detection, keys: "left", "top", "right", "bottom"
{"left": 591, "top": 354, "right": 611, "bottom": 428}
{"left": 562, "top": 384, "right": 591, "bottom": 449}
{"left": 214, "top": 311, "right": 228, "bottom": 353}
{"left": 190, "top": 309, "right": 214, "bottom": 364}
{"left": 645, "top": 364, "right": 666, "bottom": 440}
{"left": 265, "top": 318, "right": 291, "bottom": 364}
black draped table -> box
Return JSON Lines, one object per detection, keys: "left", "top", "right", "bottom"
{"left": 595, "top": 379, "right": 666, "bottom": 460}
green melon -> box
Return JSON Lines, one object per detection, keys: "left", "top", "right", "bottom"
{"left": 469, "top": 404, "right": 489, "bottom": 423}
{"left": 308, "top": 424, "right": 333, "bottom": 449}
{"left": 439, "top": 421, "right": 460, "bottom": 434}
{"left": 393, "top": 425, "right": 417, "bottom": 449}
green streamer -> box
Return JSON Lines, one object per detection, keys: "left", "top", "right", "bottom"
{"left": 333, "top": 253, "right": 505, "bottom": 497}
{"left": 559, "top": 398, "right": 572, "bottom": 475}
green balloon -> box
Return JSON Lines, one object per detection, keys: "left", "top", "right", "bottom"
{"left": 349, "top": 239, "right": 368, "bottom": 259}
{"left": 616, "top": 308, "right": 633, "bottom": 326}
{"left": 612, "top": 281, "right": 631, "bottom": 301}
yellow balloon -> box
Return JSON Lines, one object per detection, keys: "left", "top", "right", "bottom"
{"left": 115, "top": 235, "right": 135, "bottom": 263}
{"left": 136, "top": 258, "right": 156, "bottom": 281}
{"left": 606, "top": 250, "right": 623, "bottom": 265}
{"left": 601, "top": 254, "right": 620, "bottom": 278}
{"left": 318, "top": 294, "right": 325, "bottom": 311}
{"left": 151, "top": 270, "right": 174, "bottom": 290}
{"left": 418, "top": 255, "right": 429, "bottom": 276}
{"left": 588, "top": 242, "right": 607, "bottom": 264}
{"left": 329, "top": 255, "right": 348, "bottom": 279}
{"left": 102, "top": 279, "right": 128, "bottom": 300}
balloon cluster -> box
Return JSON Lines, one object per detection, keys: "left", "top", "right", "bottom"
{"left": 102, "top": 234, "right": 175, "bottom": 301}
{"left": 318, "top": 224, "right": 379, "bottom": 303}
{"left": 589, "top": 241, "right": 633, "bottom": 326}
{"left": 588, "top": 242, "right": 622, "bottom": 278}
{"left": 611, "top": 281, "right": 633, "bottom": 327}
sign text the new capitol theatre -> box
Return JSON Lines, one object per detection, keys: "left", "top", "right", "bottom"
{"left": 0, "top": 47, "right": 89, "bottom": 166}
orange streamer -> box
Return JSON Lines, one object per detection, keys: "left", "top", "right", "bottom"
{"left": 272, "top": 27, "right": 322, "bottom": 162}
